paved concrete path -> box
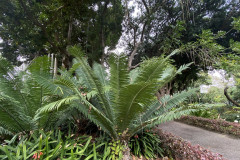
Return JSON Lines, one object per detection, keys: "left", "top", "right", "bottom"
{"left": 158, "top": 121, "right": 240, "bottom": 160}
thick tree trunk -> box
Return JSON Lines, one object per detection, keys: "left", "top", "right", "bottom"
{"left": 224, "top": 87, "right": 240, "bottom": 107}
{"left": 122, "top": 140, "right": 132, "bottom": 160}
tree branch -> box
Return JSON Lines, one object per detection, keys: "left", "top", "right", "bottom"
{"left": 141, "top": 0, "right": 150, "bottom": 15}
{"left": 224, "top": 87, "right": 240, "bottom": 107}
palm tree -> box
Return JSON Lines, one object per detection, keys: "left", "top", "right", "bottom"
{"left": 37, "top": 46, "right": 197, "bottom": 158}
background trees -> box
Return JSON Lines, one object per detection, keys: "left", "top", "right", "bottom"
{"left": 0, "top": 0, "right": 123, "bottom": 67}
{"left": 122, "top": 0, "right": 240, "bottom": 92}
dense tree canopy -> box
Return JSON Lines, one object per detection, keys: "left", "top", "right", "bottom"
{"left": 121, "top": 0, "right": 240, "bottom": 92}
{"left": 0, "top": 0, "right": 123, "bottom": 67}
{"left": 0, "top": 0, "right": 240, "bottom": 91}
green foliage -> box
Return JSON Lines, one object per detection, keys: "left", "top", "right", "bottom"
{"left": 0, "top": 130, "right": 109, "bottom": 160}
{"left": 0, "top": 56, "right": 45, "bottom": 135}
{"left": 186, "top": 103, "right": 225, "bottom": 119}
{"left": 106, "top": 140, "right": 124, "bottom": 160}
{"left": 129, "top": 130, "right": 163, "bottom": 159}
{"left": 36, "top": 46, "right": 198, "bottom": 143}
{"left": 0, "top": 0, "right": 123, "bottom": 64}
{"left": 0, "top": 55, "right": 84, "bottom": 137}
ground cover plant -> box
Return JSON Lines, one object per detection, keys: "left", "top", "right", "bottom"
{"left": 0, "top": 129, "right": 112, "bottom": 160}
{"left": 156, "top": 128, "right": 225, "bottom": 160}
{"left": 129, "top": 130, "right": 164, "bottom": 159}
{"left": 178, "top": 115, "right": 240, "bottom": 137}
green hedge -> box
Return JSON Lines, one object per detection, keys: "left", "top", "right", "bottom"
{"left": 178, "top": 116, "right": 240, "bottom": 137}
{"left": 155, "top": 128, "right": 225, "bottom": 160}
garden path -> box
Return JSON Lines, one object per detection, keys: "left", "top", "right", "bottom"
{"left": 158, "top": 121, "right": 240, "bottom": 160}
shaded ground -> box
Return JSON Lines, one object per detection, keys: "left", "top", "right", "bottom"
{"left": 158, "top": 121, "right": 240, "bottom": 160}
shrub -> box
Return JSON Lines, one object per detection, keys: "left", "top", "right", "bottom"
{"left": 0, "top": 130, "right": 109, "bottom": 160}
{"left": 129, "top": 130, "right": 164, "bottom": 159}
{"left": 178, "top": 115, "right": 240, "bottom": 137}
{"left": 155, "top": 128, "right": 225, "bottom": 160}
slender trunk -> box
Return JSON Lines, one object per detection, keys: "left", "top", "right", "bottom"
{"left": 101, "top": 28, "right": 105, "bottom": 65}
{"left": 53, "top": 56, "right": 57, "bottom": 77}
{"left": 61, "top": 49, "right": 71, "bottom": 69}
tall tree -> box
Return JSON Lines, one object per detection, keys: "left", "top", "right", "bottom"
{"left": 122, "top": 0, "right": 240, "bottom": 92}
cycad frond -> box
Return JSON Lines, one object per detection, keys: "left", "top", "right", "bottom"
{"left": 0, "top": 56, "right": 59, "bottom": 135}
{"left": 29, "top": 56, "right": 60, "bottom": 95}
{"left": 0, "top": 127, "right": 13, "bottom": 136}
{"left": 175, "top": 62, "right": 193, "bottom": 75}
{"left": 116, "top": 82, "right": 158, "bottom": 132}
{"left": 93, "top": 62, "right": 109, "bottom": 86}
{"left": 37, "top": 95, "right": 79, "bottom": 113}
{"left": 128, "top": 88, "right": 198, "bottom": 136}
{"left": 67, "top": 46, "right": 113, "bottom": 121}
{"left": 109, "top": 54, "right": 129, "bottom": 96}
{"left": 141, "top": 88, "right": 198, "bottom": 122}
{"left": 134, "top": 56, "right": 170, "bottom": 83}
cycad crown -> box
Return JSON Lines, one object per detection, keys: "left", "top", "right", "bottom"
{"left": 37, "top": 46, "right": 198, "bottom": 141}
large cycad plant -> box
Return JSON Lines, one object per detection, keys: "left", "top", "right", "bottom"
{"left": 38, "top": 46, "right": 197, "bottom": 157}
{"left": 0, "top": 56, "right": 61, "bottom": 136}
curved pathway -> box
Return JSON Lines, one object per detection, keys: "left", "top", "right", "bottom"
{"left": 158, "top": 121, "right": 240, "bottom": 160}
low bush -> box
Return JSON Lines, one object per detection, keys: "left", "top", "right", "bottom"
{"left": 155, "top": 128, "right": 225, "bottom": 160}
{"left": 0, "top": 130, "right": 111, "bottom": 160}
{"left": 178, "top": 115, "right": 240, "bottom": 137}
{"left": 129, "top": 130, "right": 164, "bottom": 159}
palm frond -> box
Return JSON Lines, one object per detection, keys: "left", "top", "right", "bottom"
{"left": 67, "top": 46, "right": 113, "bottom": 121}
{"left": 141, "top": 88, "right": 198, "bottom": 122}
{"left": 134, "top": 56, "right": 170, "bottom": 83}
{"left": 129, "top": 107, "right": 198, "bottom": 137}
{"left": 109, "top": 54, "right": 129, "bottom": 93}
{"left": 0, "top": 127, "right": 13, "bottom": 136}
{"left": 93, "top": 62, "right": 109, "bottom": 86}
{"left": 116, "top": 82, "right": 159, "bottom": 132}
{"left": 129, "top": 88, "right": 198, "bottom": 136}
{"left": 37, "top": 95, "right": 79, "bottom": 113}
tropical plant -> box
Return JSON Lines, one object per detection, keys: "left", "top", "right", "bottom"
{"left": 36, "top": 46, "right": 198, "bottom": 158}
{"left": 0, "top": 56, "right": 46, "bottom": 136}
{"left": 0, "top": 56, "right": 71, "bottom": 137}
{"left": 0, "top": 129, "right": 108, "bottom": 160}
{"left": 129, "top": 129, "right": 163, "bottom": 159}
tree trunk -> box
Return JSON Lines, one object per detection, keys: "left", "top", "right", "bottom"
{"left": 224, "top": 87, "right": 240, "bottom": 107}
{"left": 122, "top": 140, "right": 132, "bottom": 160}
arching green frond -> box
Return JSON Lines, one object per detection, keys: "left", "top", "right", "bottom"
{"left": 175, "top": 62, "right": 193, "bottom": 75}
{"left": 0, "top": 97, "right": 36, "bottom": 134}
{"left": 93, "top": 62, "right": 108, "bottom": 86}
{"left": 129, "top": 108, "right": 198, "bottom": 137}
{"left": 109, "top": 54, "right": 129, "bottom": 101}
{"left": 67, "top": 46, "right": 113, "bottom": 121}
{"left": 140, "top": 88, "right": 198, "bottom": 122}
{"left": 134, "top": 56, "right": 171, "bottom": 83}
{"left": 71, "top": 94, "right": 117, "bottom": 139}
{"left": 28, "top": 56, "right": 51, "bottom": 75}
{"left": 116, "top": 82, "right": 158, "bottom": 132}
{"left": 37, "top": 95, "right": 79, "bottom": 113}
{"left": 0, "top": 56, "right": 60, "bottom": 136}
{"left": 0, "top": 127, "right": 13, "bottom": 136}
{"left": 28, "top": 56, "right": 62, "bottom": 95}
{"left": 72, "top": 59, "right": 92, "bottom": 89}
